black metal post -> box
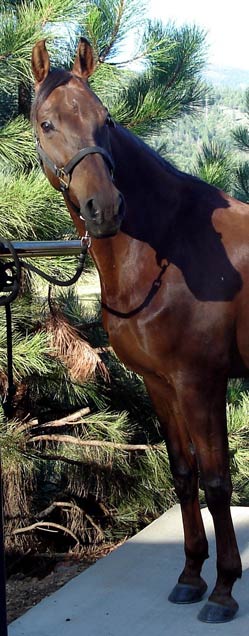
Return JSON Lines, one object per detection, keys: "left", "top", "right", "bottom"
{"left": 0, "top": 450, "right": 7, "bottom": 636}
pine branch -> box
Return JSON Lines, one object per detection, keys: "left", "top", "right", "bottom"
{"left": 232, "top": 126, "right": 249, "bottom": 153}
{"left": 0, "top": 168, "right": 72, "bottom": 241}
{"left": 82, "top": 0, "right": 147, "bottom": 65}
{"left": 0, "top": 116, "right": 36, "bottom": 168}
{"left": 99, "top": 0, "right": 125, "bottom": 62}
{"left": 235, "top": 161, "right": 249, "bottom": 203}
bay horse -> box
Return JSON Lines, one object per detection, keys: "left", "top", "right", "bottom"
{"left": 31, "top": 38, "right": 249, "bottom": 623}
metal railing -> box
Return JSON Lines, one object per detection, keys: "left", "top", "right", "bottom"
{"left": 0, "top": 239, "right": 82, "bottom": 259}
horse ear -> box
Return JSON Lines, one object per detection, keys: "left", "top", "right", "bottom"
{"left": 32, "top": 40, "right": 50, "bottom": 88}
{"left": 72, "top": 38, "right": 95, "bottom": 79}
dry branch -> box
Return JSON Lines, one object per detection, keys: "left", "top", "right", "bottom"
{"left": 29, "top": 434, "right": 157, "bottom": 452}
{"left": 36, "top": 501, "right": 83, "bottom": 520}
{"left": 18, "top": 407, "right": 91, "bottom": 432}
{"left": 12, "top": 522, "right": 79, "bottom": 544}
{"left": 36, "top": 501, "right": 104, "bottom": 539}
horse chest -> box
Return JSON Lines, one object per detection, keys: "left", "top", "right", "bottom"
{"left": 103, "top": 307, "right": 178, "bottom": 376}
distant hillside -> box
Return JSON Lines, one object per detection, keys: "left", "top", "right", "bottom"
{"left": 150, "top": 83, "right": 248, "bottom": 177}
{"left": 204, "top": 66, "right": 249, "bottom": 88}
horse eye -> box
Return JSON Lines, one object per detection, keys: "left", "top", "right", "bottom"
{"left": 41, "top": 121, "right": 54, "bottom": 133}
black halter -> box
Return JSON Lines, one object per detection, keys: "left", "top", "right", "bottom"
{"left": 36, "top": 139, "right": 115, "bottom": 215}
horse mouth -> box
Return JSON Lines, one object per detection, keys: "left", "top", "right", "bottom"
{"left": 85, "top": 218, "right": 122, "bottom": 239}
{"left": 85, "top": 204, "right": 125, "bottom": 239}
{"left": 82, "top": 193, "right": 125, "bottom": 239}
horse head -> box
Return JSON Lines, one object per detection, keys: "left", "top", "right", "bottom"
{"left": 31, "top": 39, "right": 124, "bottom": 238}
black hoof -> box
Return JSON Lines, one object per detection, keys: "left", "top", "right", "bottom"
{"left": 168, "top": 581, "right": 207, "bottom": 604}
{"left": 198, "top": 600, "right": 239, "bottom": 623}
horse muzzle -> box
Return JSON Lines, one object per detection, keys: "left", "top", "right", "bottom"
{"left": 81, "top": 192, "right": 125, "bottom": 239}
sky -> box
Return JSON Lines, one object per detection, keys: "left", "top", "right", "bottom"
{"left": 147, "top": 0, "right": 249, "bottom": 71}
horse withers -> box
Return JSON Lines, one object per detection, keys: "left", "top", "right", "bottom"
{"left": 31, "top": 38, "right": 249, "bottom": 623}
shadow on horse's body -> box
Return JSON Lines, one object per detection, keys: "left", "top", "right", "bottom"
{"left": 31, "top": 38, "right": 249, "bottom": 623}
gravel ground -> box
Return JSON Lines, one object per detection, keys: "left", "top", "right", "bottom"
{"left": 6, "top": 557, "right": 93, "bottom": 624}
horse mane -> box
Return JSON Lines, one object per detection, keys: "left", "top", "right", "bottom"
{"left": 31, "top": 69, "right": 73, "bottom": 121}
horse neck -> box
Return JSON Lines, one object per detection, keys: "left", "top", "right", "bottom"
{"left": 110, "top": 124, "right": 184, "bottom": 218}
{"left": 91, "top": 124, "right": 184, "bottom": 279}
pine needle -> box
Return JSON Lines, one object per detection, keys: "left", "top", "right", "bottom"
{"left": 45, "top": 309, "right": 108, "bottom": 382}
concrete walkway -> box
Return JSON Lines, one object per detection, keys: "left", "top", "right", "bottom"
{"left": 9, "top": 505, "right": 249, "bottom": 636}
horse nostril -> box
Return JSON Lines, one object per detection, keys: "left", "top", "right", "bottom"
{"left": 86, "top": 198, "right": 94, "bottom": 214}
{"left": 85, "top": 198, "right": 101, "bottom": 222}
{"left": 83, "top": 192, "right": 125, "bottom": 228}
{"left": 117, "top": 193, "right": 125, "bottom": 220}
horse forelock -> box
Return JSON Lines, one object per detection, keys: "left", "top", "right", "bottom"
{"left": 31, "top": 69, "right": 73, "bottom": 122}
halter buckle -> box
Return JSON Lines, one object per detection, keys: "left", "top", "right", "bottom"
{"left": 81, "top": 231, "right": 92, "bottom": 249}
{"left": 57, "top": 169, "right": 71, "bottom": 190}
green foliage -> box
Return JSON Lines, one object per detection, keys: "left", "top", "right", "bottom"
{"left": 0, "top": 168, "right": 73, "bottom": 240}
{"left": 0, "top": 116, "right": 36, "bottom": 169}
{"left": 0, "top": 420, "right": 34, "bottom": 470}
{"left": 232, "top": 88, "right": 249, "bottom": 202}
{"left": 234, "top": 161, "right": 249, "bottom": 202}
{"left": 151, "top": 84, "right": 249, "bottom": 202}
{"left": 232, "top": 125, "right": 249, "bottom": 152}
{"left": 0, "top": 329, "right": 52, "bottom": 379}
{"left": 107, "top": 23, "right": 207, "bottom": 136}
{"left": 0, "top": 2, "right": 40, "bottom": 90}
{"left": 227, "top": 391, "right": 249, "bottom": 504}
{"left": 193, "top": 139, "right": 235, "bottom": 192}
{"left": 0, "top": 0, "right": 84, "bottom": 89}
{"left": 36, "top": 406, "right": 174, "bottom": 541}
{"left": 81, "top": 0, "right": 146, "bottom": 63}
{"left": 227, "top": 379, "right": 249, "bottom": 406}
{"left": 152, "top": 85, "right": 247, "bottom": 173}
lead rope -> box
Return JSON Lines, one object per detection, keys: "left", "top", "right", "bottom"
{"left": 0, "top": 235, "right": 90, "bottom": 634}
{"left": 102, "top": 261, "right": 168, "bottom": 319}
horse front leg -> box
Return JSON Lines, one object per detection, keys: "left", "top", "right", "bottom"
{"left": 144, "top": 373, "right": 209, "bottom": 604}
{"left": 178, "top": 371, "right": 242, "bottom": 623}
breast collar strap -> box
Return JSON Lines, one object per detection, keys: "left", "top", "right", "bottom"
{"left": 36, "top": 140, "right": 115, "bottom": 210}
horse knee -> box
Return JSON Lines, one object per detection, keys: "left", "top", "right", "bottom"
{"left": 173, "top": 468, "right": 197, "bottom": 504}
{"left": 204, "top": 476, "right": 232, "bottom": 513}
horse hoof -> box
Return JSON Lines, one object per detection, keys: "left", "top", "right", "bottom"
{"left": 198, "top": 600, "right": 239, "bottom": 623}
{"left": 168, "top": 581, "right": 207, "bottom": 604}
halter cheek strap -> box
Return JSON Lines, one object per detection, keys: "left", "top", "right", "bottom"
{"left": 36, "top": 140, "right": 115, "bottom": 191}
